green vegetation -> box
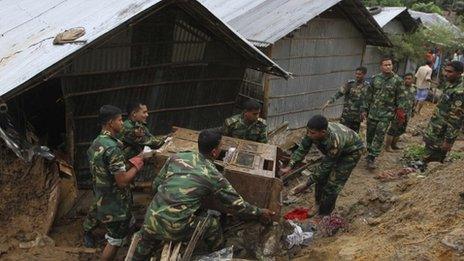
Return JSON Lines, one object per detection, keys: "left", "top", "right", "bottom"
{"left": 378, "top": 25, "right": 463, "bottom": 65}
{"left": 402, "top": 144, "right": 426, "bottom": 162}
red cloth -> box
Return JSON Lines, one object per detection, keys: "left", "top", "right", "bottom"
{"left": 284, "top": 207, "right": 310, "bottom": 220}
{"left": 395, "top": 108, "right": 406, "bottom": 124}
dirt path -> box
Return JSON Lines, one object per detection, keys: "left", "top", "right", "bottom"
{"left": 284, "top": 103, "right": 464, "bottom": 260}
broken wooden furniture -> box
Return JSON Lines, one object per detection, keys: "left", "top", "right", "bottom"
{"left": 152, "top": 127, "right": 283, "bottom": 219}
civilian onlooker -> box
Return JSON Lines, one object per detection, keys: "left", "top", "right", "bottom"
{"left": 414, "top": 61, "right": 433, "bottom": 115}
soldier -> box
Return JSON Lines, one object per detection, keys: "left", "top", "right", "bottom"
{"left": 362, "top": 57, "right": 406, "bottom": 169}
{"left": 423, "top": 61, "right": 464, "bottom": 164}
{"left": 221, "top": 99, "right": 267, "bottom": 143}
{"left": 321, "top": 66, "right": 369, "bottom": 132}
{"left": 129, "top": 130, "right": 275, "bottom": 260}
{"left": 119, "top": 102, "right": 168, "bottom": 159}
{"left": 385, "top": 73, "right": 417, "bottom": 151}
{"left": 280, "top": 115, "right": 364, "bottom": 216}
{"left": 82, "top": 105, "right": 145, "bottom": 260}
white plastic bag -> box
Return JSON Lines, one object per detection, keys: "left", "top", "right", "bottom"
{"left": 286, "top": 221, "right": 313, "bottom": 248}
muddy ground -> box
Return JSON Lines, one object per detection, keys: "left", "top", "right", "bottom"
{"left": 1, "top": 102, "right": 464, "bottom": 260}
{"left": 285, "top": 104, "right": 464, "bottom": 260}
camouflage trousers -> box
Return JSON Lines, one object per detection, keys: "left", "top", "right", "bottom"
{"left": 83, "top": 202, "right": 99, "bottom": 232}
{"left": 423, "top": 136, "right": 455, "bottom": 163}
{"left": 340, "top": 115, "right": 361, "bottom": 133}
{"left": 308, "top": 150, "right": 362, "bottom": 215}
{"left": 387, "top": 118, "right": 409, "bottom": 137}
{"left": 83, "top": 202, "right": 131, "bottom": 246}
{"left": 366, "top": 118, "right": 391, "bottom": 158}
{"left": 130, "top": 211, "right": 223, "bottom": 261}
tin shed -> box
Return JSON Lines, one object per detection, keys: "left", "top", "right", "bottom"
{"left": 201, "top": 0, "right": 391, "bottom": 129}
{"left": 0, "top": 0, "right": 290, "bottom": 184}
{"left": 363, "top": 7, "right": 420, "bottom": 76}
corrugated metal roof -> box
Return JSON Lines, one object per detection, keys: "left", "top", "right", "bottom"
{"left": 408, "top": 10, "right": 462, "bottom": 35}
{"left": 0, "top": 0, "right": 290, "bottom": 99}
{"left": 200, "top": 0, "right": 391, "bottom": 47}
{"left": 371, "top": 7, "right": 418, "bottom": 32}
{"left": 372, "top": 7, "right": 407, "bottom": 28}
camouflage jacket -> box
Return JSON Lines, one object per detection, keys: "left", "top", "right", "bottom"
{"left": 362, "top": 73, "right": 406, "bottom": 120}
{"left": 424, "top": 78, "right": 464, "bottom": 145}
{"left": 119, "top": 119, "right": 167, "bottom": 159}
{"left": 289, "top": 123, "right": 365, "bottom": 167}
{"left": 222, "top": 114, "right": 267, "bottom": 143}
{"left": 401, "top": 84, "right": 417, "bottom": 117}
{"left": 145, "top": 151, "right": 261, "bottom": 239}
{"left": 88, "top": 130, "right": 132, "bottom": 222}
{"left": 328, "top": 79, "right": 369, "bottom": 120}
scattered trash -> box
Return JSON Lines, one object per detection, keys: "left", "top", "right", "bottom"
{"left": 364, "top": 217, "right": 382, "bottom": 226}
{"left": 375, "top": 167, "right": 416, "bottom": 181}
{"left": 53, "top": 27, "right": 86, "bottom": 45}
{"left": 283, "top": 195, "right": 299, "bottom": 205}
{"left": 317, "top": 214, "right": 347, "bottom": 237}
{"left": 284, "top": 207, "right": 310, "bottom": 220}
{"left": 409, "top": 160, "right": 426, "bottom": 172}
{"left": 285, "top": 221, "right": 313, "bottom": 248}
{"left": 19, "top": 234, "right": 55, "bottom": 249}
{"left": 442, "top": 228, "right": 464, "bottom": 252}
{"left": 193, "top": 246, "right": 234, "bottom": 261}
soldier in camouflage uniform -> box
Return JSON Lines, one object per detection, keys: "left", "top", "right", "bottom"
{"left": 221, "top": 99, "right": 267, "bottom": 143}
{"left": 129, "top": 130, "right": 274, "bottom": 260}
{"left": 423, "top": 61, "right": 464, "bottom": 164}
{"left": 119, "top": 102, "right": 168, "bottom": 159}
{"left": 362, "top": 57, "right": 406, "bottom": 169}
{"left": 386, "top": 73, "right": 417, "bottom": 151}
{"left": 82, "top": 105, "right": 145, "bottom": 260}
{"left": 281, "top": 115, "right": 364, "bottom": 216}
{"left": 322, "top": 67, "right": 369, "bottom": 132}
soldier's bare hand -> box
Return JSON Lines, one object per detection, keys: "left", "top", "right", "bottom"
{"left": 259, "top": 209, "right": 275, "bottom": 225}
{"left": 441, "top": 141, "right": 452, "bottom": 151}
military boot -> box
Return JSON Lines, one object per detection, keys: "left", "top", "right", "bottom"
{"left": 385, "top": 135, "right": 394, "bottom": 152}
{"left": 391, "top": 137, "right": 402, "bottom": 150}
{"left": 83, "top": 231, "right": 96, "bottom": 248}
{"left": 366, "top": 155, "right": 377, "bottom": 170}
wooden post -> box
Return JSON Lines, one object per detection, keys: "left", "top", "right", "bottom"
{"left": 263, "top": 45, "right": 273, "bottom": 118}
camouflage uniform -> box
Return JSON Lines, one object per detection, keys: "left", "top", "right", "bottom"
{"left": 83, "top": 130, "right": 132, "bottom": 246}
{"left": 423, "top": 78, "right": 464, "bottom": 162}
{"left": 288, "top": 123, "right": 364, "bottom": 215}
{"left": 362, "top": 73, "right": 405, "bottom": 158}
{"left": 387, "top": 84, "right": 417, "bottom": 137}
{"left": 131, "top": 151, "right": 261, "bottom": 260}
{"left": 327, "top": 79, "right": 369, "bottom": 132}
{"left": 119, "top": 119, "right": 167, "bottom": 159}
{"left": 222, "top": 114, "right": 267, "bottom": 143}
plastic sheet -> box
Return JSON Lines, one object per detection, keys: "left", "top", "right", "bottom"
{"left": 286, "top": 221, "right": 313, "bottom": 248}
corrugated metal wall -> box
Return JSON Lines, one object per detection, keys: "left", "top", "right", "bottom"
{"left": 61, "top": 6, "right": 247, "bottom": 183}
{"left": 266, "top": 14, "right": 365, "bottom": 129}
{"left": 363, "top": 20, "right": 407, "bottom": 76}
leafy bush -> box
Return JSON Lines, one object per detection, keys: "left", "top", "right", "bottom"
{"left": 402, "top": 144, "right": 427, "bottom": 162}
